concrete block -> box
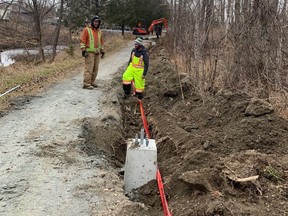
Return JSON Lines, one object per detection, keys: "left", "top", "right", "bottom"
{"left": 124, "top": 139, "right": 157, "bottom": 193}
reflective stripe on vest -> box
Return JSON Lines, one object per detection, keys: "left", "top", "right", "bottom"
{"left": 131, "top": 52, "right": 144, "bottom": 69}
{"left": 86, "top": 27, "right": 102, "bottom": 53}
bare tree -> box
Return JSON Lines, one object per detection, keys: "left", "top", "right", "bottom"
{"left": 50, "top": 0, "right": 64, "bottom": 62}
{"left": 166, "top": 0, "right": 288, "bottom": 100}
{"left": 29, "top": 0, "right": 56, "bottom": 62}
{"left": 0, "top": 0, "right": 14, "bottom": 19}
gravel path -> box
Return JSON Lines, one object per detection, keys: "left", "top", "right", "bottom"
{"left": 0, "top": 44, "right": 137, "bottom": 216}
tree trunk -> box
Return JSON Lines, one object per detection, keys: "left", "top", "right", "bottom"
{"left": 15, "top": 1, "right": 21, "bottom": 30}
{"left": 203, "top": 0, "right": 214, "bottom": 53}
{"left": 68, "top": 28, "right": 73, "bottom": 44}
{"left": 121, "top": 24, "right": 125, "bottom": 36}
{"left": 194, "top": 1, "right": 201, "bottom": 85}
{"left": 32, "top": 0, "right": 45, "bottom": 62}
{"left": 234, "top": 0, "right": 240, "bottom": 24}
{"left": 170, "top": 0, "right": 174, "bottom": 31}
{"left": 1, "top": 0, "right": 14, "bottom": 19}
{"left": 226, "top": 0, "right": 232, "bottom": 26}
{"left": 173, "top": 0, "right": 178, "bottom": 54}
{"left": 200, "top": 0, "right": 207, "bottom": 31}
{"left": 242, "top": 0, "right": 249, "bottom": 22}
{"left": 220, "top": 0, "right": 225, "bottom": 26}
{"left": 50, "top": 0, "right": 64, "bottom": 63}
{"left": 281, "top": 0, "right": 287, "bottom": 19}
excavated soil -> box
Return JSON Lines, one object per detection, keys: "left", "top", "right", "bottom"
{"left": 118, "top": 41, "right": 288, "bottom": 215}
{"left": 0, "top": 44, "right": 151, "bottom": 216}
{"left": 2, "top": 39, "right": 287, "bottom": 215}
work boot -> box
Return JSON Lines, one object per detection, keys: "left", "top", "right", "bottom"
{"left": 135, "top": 92, "right": 143, "bottom": 100}
{"left": 83, "top": 85, "right": 94, "bottom": 90}
{"left": 123, "top": 84, "right": 131, "bottom": 95}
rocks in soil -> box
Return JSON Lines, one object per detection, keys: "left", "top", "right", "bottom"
{"left": 163, "top": 89, "right": 178, "bottom": 98}
{"left": 184, "top": 124, "right": 199, "bottom": 132}
{"left": 245, "top": 98, "right": 274, "bottom": 117}
{"left": 203, "top": 141, "right": 210, "bottom": 150}
{"left": 178, "top": 170, "right": 212, "bottom": 193}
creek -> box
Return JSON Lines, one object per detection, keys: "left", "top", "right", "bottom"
{"left": 0, "top": 46, "right": 67, "bottom": 67}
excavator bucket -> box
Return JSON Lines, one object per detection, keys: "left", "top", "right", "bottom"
{"left": 132, "top": 27, "right": 148, "bottom": 35}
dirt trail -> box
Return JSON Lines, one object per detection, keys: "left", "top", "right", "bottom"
{"left": 0, "top": 43, "right": 142, "bottom": 216}
{"left": 2, "top": 39, "right": 287, "bottom": 216}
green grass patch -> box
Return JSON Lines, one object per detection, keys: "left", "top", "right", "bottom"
{"left": 264, "top": 166, "right": 284, "bottom": 183}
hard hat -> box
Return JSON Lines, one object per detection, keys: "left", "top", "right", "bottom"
{"left": 92, "top": 15, "right": 100, "bottom": 21}
{"left": 91, "top": 15, "right": 101, "bottom": 28}
{"left": 135, "top": 37, "right": 144, "bottom": 46}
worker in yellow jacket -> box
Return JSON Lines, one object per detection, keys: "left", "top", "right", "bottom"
{"left": 80, "top": 16, "right": 105, "bottom": 89}
{"left": 122, "top": 38, "right": 149, "bottom": 100}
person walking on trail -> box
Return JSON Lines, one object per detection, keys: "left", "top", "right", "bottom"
{"left": 155, "top": 24, "right": 162, "bottom": 39}
{"left": 84, "top": 18, "right": 90, "bottom": 28}
{"left": 80, "top": 15, "right": 105, "bottom": 90}
{"left": 122, "top": 37, "right": 149, "bottom": 100}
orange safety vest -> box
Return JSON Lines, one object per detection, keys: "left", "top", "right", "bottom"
{"left": 131, "top": 52, "right": 144, "bottom": 69}
{"left": 80, "top": 27, "right": 102, "bottom": 53}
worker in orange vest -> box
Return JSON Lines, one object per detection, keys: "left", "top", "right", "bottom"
{"left": 80, "top": 15, "right": 105, "bottom": 89}
{"left": 84, "top": 18, "right": 90, "bottom": 28}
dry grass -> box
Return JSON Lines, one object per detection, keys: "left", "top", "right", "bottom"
{"left": 0, "top": 53, "right": 82, "bottom": 110}
{"left": 268, "top": 91, "right": 288, "bottom": 119}
{"left": 166, "top": 35, "right": 288, "bottom": 119}
{"left": 0, "top": 32, "right": 131, "bottom": 111}
{"left": 103, "top": 31, "right": 134, "bottom": 52}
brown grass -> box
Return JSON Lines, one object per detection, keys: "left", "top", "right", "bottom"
{"left": 268, "top": 91, "right": 288, "bottom": 119}
{"left": 0, "top": 32, "right": 132, "bottom": 111}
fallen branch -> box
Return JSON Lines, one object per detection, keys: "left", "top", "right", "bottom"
{"left": 228, "top": 175, "right": 259, "bottom": 183}
{"left": 0, "top": 85, "right": 21, "bottom": 98}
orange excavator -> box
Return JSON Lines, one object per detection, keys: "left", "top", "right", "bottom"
{"left": 132, "top": 18, "right": 168, "bottom": 36}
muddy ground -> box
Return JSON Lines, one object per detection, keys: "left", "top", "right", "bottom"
{"left": 1, "top": 38, "right": 288, "bottom": 216}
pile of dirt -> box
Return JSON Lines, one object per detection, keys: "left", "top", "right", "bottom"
{"left": 79, "top": 78, "right": 128, "bottom": 166}
{"left": 120, "top": 41, "right": 288, "bottom": 215}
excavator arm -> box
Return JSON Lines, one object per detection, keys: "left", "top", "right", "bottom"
{"left": 132, "top": 18, "right": 168, "bottom": 36}
{"left": 148, "top": 18, "right": 168, "bottom": 33}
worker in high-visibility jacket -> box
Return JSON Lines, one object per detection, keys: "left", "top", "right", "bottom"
{"left": 80, "top": 15, "right": 105, "bottom": 90}
{"left": 84, "top": 18, "right": 90, "bottom": 28}
{"left": 122, "top": 37, "right": 149, "bottom": 100}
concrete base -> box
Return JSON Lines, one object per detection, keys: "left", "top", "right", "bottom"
{"left": 124, "top": 139, "right": 157, "bottom": 193}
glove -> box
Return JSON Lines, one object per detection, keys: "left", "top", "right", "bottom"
{"left": 101, "top": 52, "right": 105, "bottom": 59}
{"left": 82, "top": 50, "right": 88, "bottom": 57}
